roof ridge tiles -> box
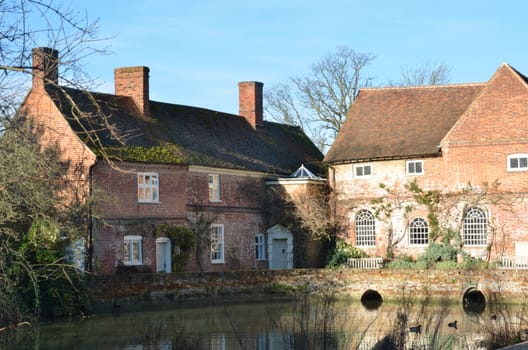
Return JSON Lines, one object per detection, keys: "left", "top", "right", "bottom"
{"left": 360, "top": 82, "right": 487, "bottom": 91}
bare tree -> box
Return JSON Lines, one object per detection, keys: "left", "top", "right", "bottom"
{"left": 265, "top": 46, "right": 376, "bottom": 151}
{"left": 0, "top": 0, "right": 117, "bottom": 325}
{"left": 370, "top": 183, "right": 415, "bottom": 259}
{"left": 398, "top": 60, "right": 451, "bottom": 86}
{"left": 0, "top": 0, "right": 111, "bottom": 129}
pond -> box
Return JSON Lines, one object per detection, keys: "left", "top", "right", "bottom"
{"left": 0, "top": 294, "right": 524, "bottom": 349}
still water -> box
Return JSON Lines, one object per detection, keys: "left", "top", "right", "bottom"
{"left": 0, "top": 296, "right": 519, "bottom": 349}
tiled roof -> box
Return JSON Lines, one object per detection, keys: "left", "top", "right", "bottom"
{"left": 324, "top": 83, "right": 486, "bottom": 164}
{"left": 46, "top": 86, "right": 323, "bottom": 175}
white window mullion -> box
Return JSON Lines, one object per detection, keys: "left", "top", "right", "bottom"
{"left": 138, "top": 173, "right": 159, "bottom": 203}
{"left": 507, "top": 154, "right": 528, "bottom": 172}
{"left": 211, "top": 224, "right": 224, "bottom": 263}
{"left": 208, "top": 174, "right": 221, "bottom": 202}
{"left": 124, "top": 235, "right": 143, "bottom": 265}
{"left": 406, "top": 160, "right": 424, "bottom": 175}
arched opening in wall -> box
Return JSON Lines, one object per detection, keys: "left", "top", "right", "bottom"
{"left": 463, "top": 287, "right": 486, "bottom": 314}
{"left": 361, "top": 289, "right": 383, "bottom": 310}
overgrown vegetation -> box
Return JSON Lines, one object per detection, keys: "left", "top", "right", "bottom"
{"left": 333, "top": 178, "right": 519, "bottom": 270}
{"left": 154, "top": 224, "right": 196, "bottom": 272}
{"left": 104, "top": 144, "right": 187, "bottom": 164}
{"left": 478, "top": 293, "right": 528, "bottom": 349}
{"left": 327, "top": 241, "right": 367, "bottom": 268}
{"left": 0, "top": 127, "right": 91, "bottom": 326}
{"left": 265, "top": 282, "right": 349, "bottom": 350}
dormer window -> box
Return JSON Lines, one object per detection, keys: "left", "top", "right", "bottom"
{"left": 507, "top": 154, "right": 528, "bottom": 172}
{"left": 354, "top": 164, "right": 372, "bottom": 178}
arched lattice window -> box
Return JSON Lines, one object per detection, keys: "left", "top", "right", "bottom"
{"left": 409, "top": 218, "right": 429, "bottom": 245}
{"left": 355, "top": 209, "right": 376, "bottom": 246}
{"left": 463, "top": 207, "right": 487, "bottom": 246}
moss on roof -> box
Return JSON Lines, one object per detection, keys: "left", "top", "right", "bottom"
{"left": 46, "top": 86, "right": 323, "bottom": 175}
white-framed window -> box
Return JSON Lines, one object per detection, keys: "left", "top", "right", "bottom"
{"left": 409, "top": 218, "right": 429, "bottom": 245}
{"left": 507, "top": 154, "right": 528, "bottom": 172}
{"left": 463, "top": 207, "right": 487, "bottom": 246}
{"left": 355, "top": 209, "right": 376, "bottom": 246}
{"left": 208, "top": 174, "right": 221, "bottom": 202}
{"left": 211, "top": 224, "right": 224, "bottom": 263}
{"left": 354, "top": 164, "right": 372, "bottom": 178}
{"left": 137, "top": 173, "right": 159, "bottom": 203}
{"left": 406, "top": 160, "right": 424, "bottom": 175}
{"left": 124, "top": 235, "right": 143, "bottom": 265}
{"left": 255, "top": 233, "right": 266, "bottom": 260}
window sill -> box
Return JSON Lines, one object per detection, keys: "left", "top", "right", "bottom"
{"left": 138, "top": 200, "right": 160, "bottom": 204}
{"left": 211, "top": 260, "right": 224, "bottom": 264}
{"left": 209, "top": 200, "right": 222, "bottom": 203}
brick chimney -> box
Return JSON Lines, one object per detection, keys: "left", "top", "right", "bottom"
{"left": 114, "top": 66, "right": 150, "bottom": 116}
{"left": 238, "top": 81, "right": 263, "bottom": 129}
{"left": 32, "top": 47, "right": 59, "bottom": 90}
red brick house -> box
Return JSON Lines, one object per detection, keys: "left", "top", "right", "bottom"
{"left": 21, "top": 47, "right": 323, "bottom": 275}
{"left": 325, "top": 64, "right": 528, "bottom": 264}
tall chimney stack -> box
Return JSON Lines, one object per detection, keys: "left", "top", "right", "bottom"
{"left": 114, "top": 66, "right": 150, "bottom": 116}
{"left": 32, "top": 47, "right": 59, "bottom": 90}
{"left": 238, "top": 81, "right": 263, "bottom": 129}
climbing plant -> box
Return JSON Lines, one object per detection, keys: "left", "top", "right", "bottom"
{"left": 154, "top": 224, "right": 195, "bottom": 272}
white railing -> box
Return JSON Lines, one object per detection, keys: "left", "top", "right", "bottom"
{"left": 498, "top": 256, "right": 528, "bottom": 269}
{"left": 347, "top": 257, "right": 384, "bottom": 269}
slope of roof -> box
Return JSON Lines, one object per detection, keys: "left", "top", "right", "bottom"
{"left": 46, "top": 86, "right": 323, "bottom": 175}
{"left": 324, "top": 83, "right": 486, "bottom": 164}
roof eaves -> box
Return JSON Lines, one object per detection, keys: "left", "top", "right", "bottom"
{"left": 324, "top": 152, "right": 442, "bottom": 165}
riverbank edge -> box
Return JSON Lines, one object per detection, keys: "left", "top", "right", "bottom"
{"left": 87, "top": 268, "right": 528, "bottom": 313}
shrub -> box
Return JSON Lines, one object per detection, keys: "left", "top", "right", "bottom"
{"left": 386, "top": 255, "right": 428, "bottom": 270}
{"left": 417, "top": 243, "right": 458, "bottom": 267}
{"left": 458, "top": 254, "right": 488, "bottom": 270}
{"left": 435, "top": 261, "right": 458, "bottom": 270}
{"left": 327, "top": 241, "right": 367, "bottom": 267}
{"left": 154, "top": 224, "right": 196, "bottom": 272}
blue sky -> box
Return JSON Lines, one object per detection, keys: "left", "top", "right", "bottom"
{"left": 80, "top": 0, "right": 528, "bottom": 115}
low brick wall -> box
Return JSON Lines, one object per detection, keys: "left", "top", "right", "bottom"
{"left": 88, "top": 269, "right": 528, "bottom": 310}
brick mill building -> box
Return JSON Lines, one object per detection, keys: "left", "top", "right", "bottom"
{"left": 21, "top": 47, "right": 323, "bottom": 275}
{"left": 325, "top": 64, "right": 528, "bottom": 264}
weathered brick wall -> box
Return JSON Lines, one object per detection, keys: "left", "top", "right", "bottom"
{"left": 21, "top": 85, "right": 96, "bottom": 190}
{"left": 89, "top": 269, "right": 528, "bottom": 307}
{"left": 330, "top": 66, "right": 528, "bottom": 260}
{"left": 92, "top": 161, "right": 189, "bottom": 219}
{"left": 185, "top": 169, "right": 269, "bottom": 272}
{"left": 91, "top": 163, "right": 271, "bottom": 274}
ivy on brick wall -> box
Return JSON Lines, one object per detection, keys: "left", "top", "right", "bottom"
{"left": 154, "top": 224, "right": 196, "bottom": 272}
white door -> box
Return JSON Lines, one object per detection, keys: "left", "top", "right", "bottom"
{"left": 271, "top": 238, "right": 288, "bottom": 269}
{"left": 267, "top": 224, "right": 293, "bottom": 270}
{"left": 156, "top": 238, "right": 171, "bottom": 273}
